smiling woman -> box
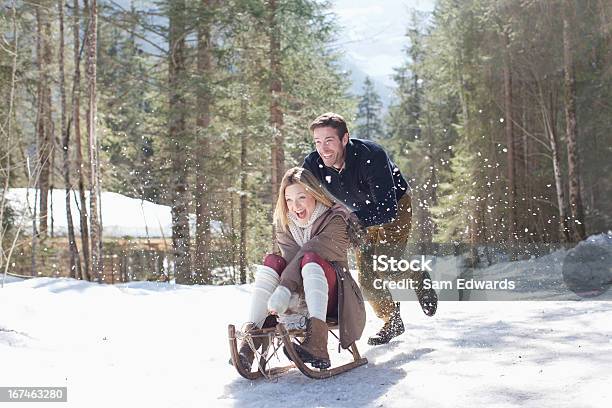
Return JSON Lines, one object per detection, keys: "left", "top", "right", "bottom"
{"left": 232, "top": 167, "right": 365, "bottom": 372}
{"left": 273, "top": 168, "right": 335, "bottom": 231}
{"left": 284, "top": 184, "right": 316, "bottom": 223}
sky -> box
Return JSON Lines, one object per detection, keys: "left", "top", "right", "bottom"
{"left": 331, "top": 0, "right": 436, "bottom": 104}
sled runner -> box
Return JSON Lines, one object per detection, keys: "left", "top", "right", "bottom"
{"left": 228, "top": 320, "right": 368, "bottom": 380}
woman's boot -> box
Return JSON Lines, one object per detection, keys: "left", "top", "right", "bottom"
{"left": 236, "top": 322, "right": 262, "bottom": 371}
{"left": 292, "top": 317, "right": 330, "bottom": 369}
{"left": 233, "top": 315, "right": 277, "bottom": 371}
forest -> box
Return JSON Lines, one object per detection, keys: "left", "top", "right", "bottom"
{"left": 1, "top": 0, "right": 610, "bottom": 286}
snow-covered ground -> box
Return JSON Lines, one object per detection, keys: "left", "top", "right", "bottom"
{"left": 1, "top": 274, "right": 611, "bottom": 407}
{"left": 2, "top": 233, "right": 611, "bottom": 407}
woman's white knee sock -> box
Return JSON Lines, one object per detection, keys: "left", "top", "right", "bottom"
{"left": 301, "top": 262, "right": 329, "bottom": 322}
{"left": 248, "top": 265, "right": 280, "bottom": 328}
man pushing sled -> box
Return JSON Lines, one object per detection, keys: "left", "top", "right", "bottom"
{"left": 228, "top": 113, "right": 437, "bottom": 379}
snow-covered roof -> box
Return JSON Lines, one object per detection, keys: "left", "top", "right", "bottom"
{"left": 5, "top": 188, "right": 221, "bottom": 238}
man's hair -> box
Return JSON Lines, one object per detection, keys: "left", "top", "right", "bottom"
{"left": 309, "top": 112, "right": 349, "bottom": 140}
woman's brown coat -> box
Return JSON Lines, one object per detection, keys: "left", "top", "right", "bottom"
{"left": 276, "top": 204, "right": 366, "bottom": 349}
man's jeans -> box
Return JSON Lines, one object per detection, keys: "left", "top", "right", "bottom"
{"left": 355, "top": 193, "right": 413, "bottom": 322}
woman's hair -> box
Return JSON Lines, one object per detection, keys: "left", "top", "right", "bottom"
{"left": 273, "top": 167, "right": 335, "bottom": 231}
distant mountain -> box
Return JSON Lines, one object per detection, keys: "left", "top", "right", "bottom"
{"left": 341, "top": 56, "right": 395, "bottom": 113}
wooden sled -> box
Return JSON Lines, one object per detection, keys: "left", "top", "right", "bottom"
{"left": 228, "top": 320, "right": 368, "bottom": 380}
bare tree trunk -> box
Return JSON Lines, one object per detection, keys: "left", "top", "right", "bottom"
{"left": 268, "top": 0, "right": 284, "bottom": 250}
{"left": 426, "top": 132, "right": 437, "bottom": 245}
{"left": 1, "top": 0, "right": 19, "bottom": 287}
{"left": 521, "top": 87, "right": 530, "bottom": 238}
{"left": 503, "top": 29, "right": 517, "bottom": 247}
{"left": 239, "top": 95, "right": 248, "bottom": 284}
{"left": 59, "top": 0, "right": 82, "bottom": 279}
{"left": 168, "top": 0, "right": 192, "bottom": 284}
{"left": 50, "top": 134, "right": 55, "bottom": 238}
{"left": 562, "top": 0, "right": 586, "bottom": 241}
{"left": 590, "top": 129, "right": 599, "bottom": 212}
{"left": 540, "top": 88, "right": 571, "bottom": 242}
{"left": 467, "top": 200, "right": 480, "bottom": 268}
{"left": 417, "top": 119, "right": 436, "bottom": 250}
{"left": 194, "top": 0, "right": 213, "bottom": 285}
{"left": 47, "top": 24, "right": 58, "bottom": 238}
{"left": 32, "top": 187, "right": 39, "bottom": 276}
{"left": 32, "top": 7, "right": 43, "bottom": 276}
{"left": 44, "top": 13, "right": 55, "bottom": 239}
{"left": 96, "top": 131, "right": 104, "bottom": 260}
{"left": 36, "top": 4, "right": 53, "bottom": 239}
{"left": 230, "top": 192, "right": 236, "bottom": 278}
{"left": 50, "top": 176, "right": 54, "bottom": 237}
{"left": 86, "top": 0, "right": 103, "bottom": 282}
{"left": 72, "top": 0, "right": 90, "bottom": 281}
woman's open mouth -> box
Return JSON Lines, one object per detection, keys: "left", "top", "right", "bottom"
{"left": 295, "top": 209, "right": 307, "bottom": 219}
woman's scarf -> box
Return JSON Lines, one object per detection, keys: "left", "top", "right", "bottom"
{"left": 287, "top": 202, "right": 328, "bottom": 247}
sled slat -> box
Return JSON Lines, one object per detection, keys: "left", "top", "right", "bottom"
{"left": 239, "top": 320, "right": 339, "bottom": 339}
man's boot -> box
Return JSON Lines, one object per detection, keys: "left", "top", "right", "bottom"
{"left": 288, "top": 317, "right": 330, "bottom": 369}
{"left": 367, "top": 302, "right": 405, "bottom": 345}
{"left": 415, "top": 271, "right": 438, "bottom": 316}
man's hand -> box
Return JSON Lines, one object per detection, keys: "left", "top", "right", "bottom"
{"left": 347, "top": 213, "right": 367, "bottom": 248}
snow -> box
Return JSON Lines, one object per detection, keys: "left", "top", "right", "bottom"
{"left": 1, "top": 283, "right": 610, "bottom": 406}
{"left": 5, "top": 188, "right": 221, "bottom": 238}
{"left": 1, "top": 235, "right": 611, "bottom": 407}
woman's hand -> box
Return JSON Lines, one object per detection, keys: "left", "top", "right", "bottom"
{"left": 267, "top": 285, "right": 291, "bottom": 315}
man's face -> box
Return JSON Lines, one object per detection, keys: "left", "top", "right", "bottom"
{"left": 313, "top": 126, "right": 349, "bottom": 169}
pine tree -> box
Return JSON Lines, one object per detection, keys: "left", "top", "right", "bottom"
{"left": 167, "top": 0, "right": 192, "bottom": 284}
{"left": 386, "top": 11, "right": 454, "bottom": 246}
{"left": 193, "top": 0, "right": 215, "bottom": 285}
{"left": 354, "top": 77, "right": 383, "bottom": 140}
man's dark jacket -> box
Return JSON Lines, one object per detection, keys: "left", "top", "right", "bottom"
{"left": 303, "top": 138, "right": 411, "bottom": 228}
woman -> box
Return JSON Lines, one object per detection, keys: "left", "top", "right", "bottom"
{"left": 237, "top": 167, "right": 365, "bottom": 370}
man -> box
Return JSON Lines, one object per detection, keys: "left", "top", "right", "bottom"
{"left": 302, "top": 112, "right": 437, "bottom": 345}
